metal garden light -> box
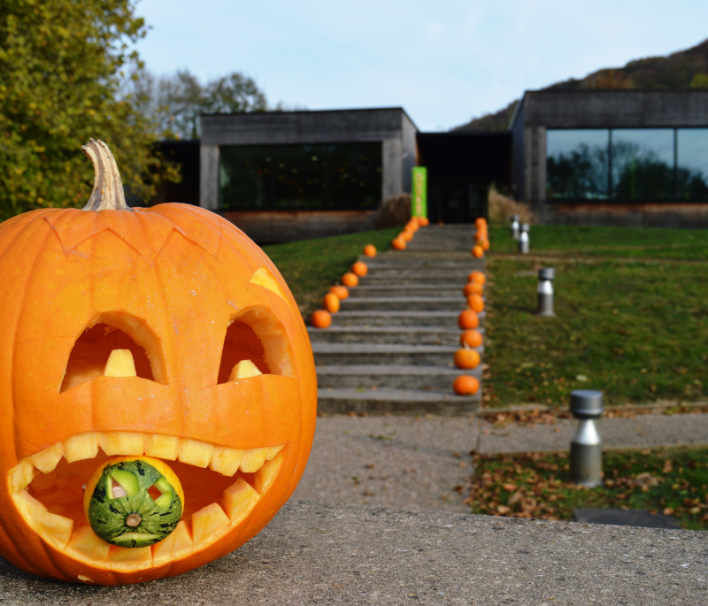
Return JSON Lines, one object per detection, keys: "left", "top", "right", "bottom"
{"left": 537, "top": 268, "right": 555, "bottom": 316}
{"left": 570, "top": 390, "right": 603, "bottom": 488}
{"left": 511, "top": 215, "right": 520, "bottom": 240}
{"left": 518, "top": 223, "right": 529, "bottom": 254}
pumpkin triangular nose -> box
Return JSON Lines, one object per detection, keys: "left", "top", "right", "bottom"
{"left": 228, "top": 360, "right": 263, "bottom": 381}
{"left": 104, "top": 349, "right": 136, "bottom": 377}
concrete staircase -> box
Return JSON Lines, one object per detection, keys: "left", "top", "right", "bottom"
{"left": 309, "top": 225, "right": 484, "bottom": 415}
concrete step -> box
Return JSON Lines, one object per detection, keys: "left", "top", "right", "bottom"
{"left": 307, "top": 325, "right": 484, "bottom": 345}
{"left": 357, "top": 270, "right": 473, "bottom": 280}
{"left": 311, "top": 342, "right": 483, "bottom": 366}
{"left": 329, "top": 310, "right": 485, "bottom": 327}
{"left": 348, "top": 285, "right": 465, "bottom": 298}
{"left": 316, "top": 364, "right": 481, "bottom": 389}
{"left": 340, "top": 297, "right": 472, "bottom": 311}
{"left": 317, "top": 387, "right": 480, "bottom": 415}
{"left": 362, "top": 259, "right": 482, "bottom": 269}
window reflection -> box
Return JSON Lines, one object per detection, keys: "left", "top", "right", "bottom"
{"left": 611, "top": 129, "right": 674, "bottom": 200}
{"left": 219, "top": 143, "right": 381, "bottom": 210}
{"left": 677, "top": 129, "right": 708, "bottom": 201}
{"left": 546, "top": 130, "right": 609, "bottom": 200}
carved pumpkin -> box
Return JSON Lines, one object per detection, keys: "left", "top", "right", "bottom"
{"left": 329, "top": 286, "right": 349, "bottom": 300}
{"left": 454, "top": 348, "right": 480, "bottom": 369}
{"left": 341, "top": 273, "right": 359, "bottom": 288}
{"left": 311, "top": 310, "right": 332, "bottom": 328}
{"left": 323, "top": 293, "right": 340, "bottom": 313}
{"left": 0, "top": 140, "right": 317, "bottom": 585}
{"left": 453, "top": 375, "right": 479, "bottom": 395}
{"left": 352, "top": 262, "right": 368, "bottom": 277}
{"left": 363, "top": 245, "right": 376, "bottom": 258}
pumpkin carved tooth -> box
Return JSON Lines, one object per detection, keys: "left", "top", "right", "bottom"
{"left": 222, "top": 479, "right": 259, "bottom": 524}
{"left": 209, "top": 446, "right": 244, "bottom": 477}
{"left": 178, "top": 439, "right": 214, "bottom": 468}
{"left": 100, "top": 432, "right": 144, "bottom": 457}
{"left": 264, "top": 444, "right": 285, "bottom": 460}
{"left": 143, "top": 434, "right": 179, "bottom": 460}
{"left": 228, "top": 359, "right": 262, "bottom": 381}
{"left": 64, "top": 432, "right": 100, "bottom": 463}
{"left": 240, "top": 448, "right": 266, "bottom": 473}
{"left": 103, "top": 349, "right": 137, "bottom": 378}
{"left": 191, "top": 503, "right": 231, "bottom": 546}
{"left": 30, "top": 442, "right": 63, "bottom": 474}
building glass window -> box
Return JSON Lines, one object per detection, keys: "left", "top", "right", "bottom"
{"left": 219, "top": 143, "right": 381, "bottom": 210}
{"left": 547, "top": 128, "right": 708, "bottom": 202}
{"left": 611, "top": 129, "right": 674, "bottom": 200}
{"left": 677, "top": 129, "right": 708, "bottom": 201}
{"left": 546, "top": 130, "right": 609, "bottom": 200}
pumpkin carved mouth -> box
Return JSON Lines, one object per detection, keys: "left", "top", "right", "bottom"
{"left": 7, "top": 431, "right": 286, "bottom": 571}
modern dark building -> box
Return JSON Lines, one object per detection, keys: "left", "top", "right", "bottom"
{"left": 198, "top": 108, "right": 416, "bottom": 242}
{"left": 510, "top": 89, "right": 708, "bottom": 227}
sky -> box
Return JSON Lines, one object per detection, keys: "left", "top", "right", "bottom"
{"left": 134, "top": 0, "right": 708, "bottom": 131}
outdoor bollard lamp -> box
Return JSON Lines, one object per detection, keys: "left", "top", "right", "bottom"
{"left": 518, "top": 223, "right": 530, "bottom": 254}
{"left": 537, "top": 267, "right": 555, "bottom": 316}
{"left": 570, "top": 390, "right": 604, "bottom": 488}
{"left": 511, "top": 215, "right": 520, "bottom": 240}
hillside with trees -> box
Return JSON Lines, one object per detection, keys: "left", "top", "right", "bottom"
{"left": 454, "top": 38, "right": 708, "bottom": 132}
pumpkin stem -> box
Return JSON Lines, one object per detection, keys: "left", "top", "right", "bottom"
{"left": 82, "top": 139, "right": 131, "bottom": 211}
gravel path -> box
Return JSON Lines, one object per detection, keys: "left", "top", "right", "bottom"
{"left": 293, "top": 415, "right": 478, "bottom": 512}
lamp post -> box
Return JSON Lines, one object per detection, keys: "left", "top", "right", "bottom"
{"left": 518, "top": 223, "right": 529, "bottom": 254}
{"left": 511, "top": 215, "right": 520, "bottom": 240}
{"left": 537, "top": 268, "right": 555, "bottom": 316}
{"left": 570, "top": 390, "right": 603, "bottom": 488}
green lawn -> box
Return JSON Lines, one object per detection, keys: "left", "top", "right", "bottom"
{"left": 489, "top": 224, "right": 708, "bottom": 260}
{"left": 469, "top": 447, "right": 708, "bottom": 530}
{"left": 262, "top": 228, "right": 399, "bottom": 315}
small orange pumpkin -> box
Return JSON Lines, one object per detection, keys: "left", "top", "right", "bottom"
{"left": 471, "top": 245, "right": 484, "bottom": 258}
{"left": 467, "top": 294, "right": 484, "bottom": 313}
{"left": 468, "top": 271, "right": 485, "bottom": 285}
{"left": 323, "top": 293, "right": 340, "bottom": 313}
{"left": 392, "top": 237, "right": 406, "bottom": 251}
{"left": 401, "top": 230, "right": 413, "bottom": 242}
{"left": 454, "top": 348, "right": 481, "bottom": 369}
{"left": 458, "top": 310, "right": 479, "bottom": 330}
{"left": 480, "top": 238, "right": 490, "bottom": 251}
{"left": 0, "top": 140, "right": 317, "bottom": 585}
{"left": 453, "top": 375, "right": 479, "bottom": 395}
{"left": 460, "top": 330, "right": 483, "bottom": 348}
{"left": 363, "top": 245, "right": 376, "bottom": 258}
{"left": 475, "top": 218, "right": 487, "bottom": 228}
{"left": 329, "top": 285, "right": 349, "bottom": 300}
{"left": 417, "top": 217, "right": 429, "bottom": 227}
{"left": 311, "top": 309, "right": 332, "bottom": 328}
{"left": 352, "top": 261, "right": 368, "bottom": 277}
{"left": 463, "top": 282, "right": 483, "bottom": 296}
{"left": 341, "top": 273, "right": 359, "bottom": 288}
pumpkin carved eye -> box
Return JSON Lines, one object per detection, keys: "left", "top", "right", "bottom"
{"left": 217, "top": 306, "right": 295, "bottom": 384}
{"left": 60, "top": 311, "right": 167, "bottom": 392}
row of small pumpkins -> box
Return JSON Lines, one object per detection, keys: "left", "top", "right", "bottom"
{"left": 392, "top": 216, "right": 429, "bottom": 250}
{"left": 471, "top": 217, "right": 489, "bottom": 259}
{"left": 310, "top": 246, "right": 376, "bottom": 328}
{"left": 454, "top": 218, "right": 489, "bottom": 395}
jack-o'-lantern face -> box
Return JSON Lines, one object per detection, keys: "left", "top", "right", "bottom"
{"left": 0, "top": 141, "right": 317, "bottom": 585}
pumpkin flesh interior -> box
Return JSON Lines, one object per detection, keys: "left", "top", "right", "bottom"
{"left": 8, "top": 432, "right": 286, "bottom": 572}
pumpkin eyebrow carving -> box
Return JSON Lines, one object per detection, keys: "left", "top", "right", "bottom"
{"left": 217, "top": 306, "right": 296, "bottom": 384}
{"left": 60, "top": 312, "right": 167, "bottom": 392}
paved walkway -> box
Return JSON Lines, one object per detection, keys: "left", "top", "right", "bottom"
{"left": 294, "top": 411, "right": 708, "bottom": 512}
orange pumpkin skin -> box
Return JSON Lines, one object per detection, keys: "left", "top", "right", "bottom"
{"left": 454, "top": 348, "right": 481, "bottom": 369}
{"left": 468, "top": 271, "right": 485, "bottom": 285}
{"left": 352, "top": 262, "right": 368, "bottom": 277}
{"left": 417, "top": 217, "right": 429, "bottom": 227}
{"left": 311, "top": 309, "right": 332, "bottom": 328}
{"left": 453, "top": 375, "right": 479, "bottom": 395}
{"left": 475, "top": 218, "right": 486, "bottom": 229}
{"left": 323, "top": 293, "right": 340, "bottom": 313}
{"left": 363, "top": 245, "right": 376, "bottom": 258}
{"left": 329, "top": 285, "right": 349, "bottom": 300}
{"left": 392, "top": 237, "right": 406, "bottom": 251}
{"left": 463, "top": 282, "right": 483, "bottom": 297}
{"left": 471, "top": 245, "right": 484, "bottom": 258}
{"left": 341, "top": 273, "right": 359, "bottom": 288}
{"left": 401, "top": 230, "right": 413, "bottom": 242}
{"left": 467, "top": 294, "right": 485, "bottom": 313}
{"left": 481, "top": 239, "right": 490, "bottom": 251}
{"left": 458, "top": 310, "right": 479, "bottom": 330}
{"left": 460, "top": 330, "right": 483, "bottom": 348}
{"left": 0, "top": 204, "right": 317, "bottom": 584}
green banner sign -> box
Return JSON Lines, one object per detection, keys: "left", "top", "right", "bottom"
{"left": 411, "top": 167, "right": 427, "bottom": 218}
